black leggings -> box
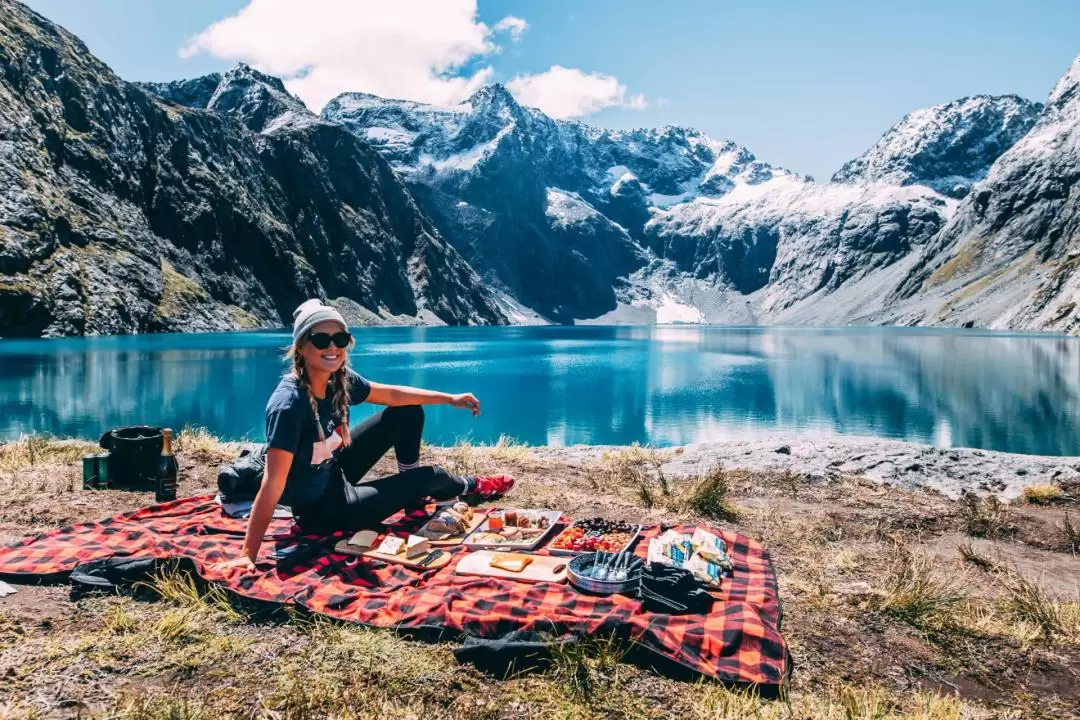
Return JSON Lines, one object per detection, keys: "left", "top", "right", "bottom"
{"left": 292, "top": 405, "right": 466, "bottom": 534}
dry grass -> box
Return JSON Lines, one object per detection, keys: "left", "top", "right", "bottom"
{"left": 691, "top": 683, "right": 976, "bottom": 720}
{"left": 956, "top": 542, "right": 1003, "bottom": 573}
{"left": 870, "top": 546, "right": 966, "bottom": 628}
{"left": 998, "top": 570, "right": 1080, "bottom": 643}
{"left": 1059, "top": 511, "right": 1079, "bottom": 553}
{"left": 1022, "top": 484, "right": 1063, "bottom": 505}
{"left": 0, "top": 435, "right": 98, "bottom": 473}
{"left": 139, "top": 563, "right": 244, "bottom": 624}
{"left": 637, "top": 481, "right": 656, "bottom": 509}
{"left": 103, "top": 695, "right": 214, "bottom": 720}
{"left": 547, "top": 631, "right": 628, "bottom": 701}
{"left": 1, "top": 438, "right": 1078, "bottom": 718}
{"left": 591, "top": 443, "right": 670, "bottom": 494}
{"left": 174, "top": 425, "right": 236, "bottom": 463}
{"left": 444, "top": 435, "right": 534, "bottom": 476}
{"left": 678, "top": 464, "right": 739, "bottom": 522}
{"left": 959, "top": 492, "right": 1015, "bottom": 538}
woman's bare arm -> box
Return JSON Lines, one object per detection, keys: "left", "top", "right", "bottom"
{"left": 366, "top": 381, "right": 480, "bottom": 415}
{"left": 216, "top": 448, "right": 292, "bottom": 569}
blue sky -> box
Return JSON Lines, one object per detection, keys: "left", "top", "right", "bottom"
{"left": 23, "top": 0, "right": 1079, "bottom": 180}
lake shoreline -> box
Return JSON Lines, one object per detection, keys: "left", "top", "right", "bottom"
{"left": 38, "top": 431, "right": 1080, "bottom": 500}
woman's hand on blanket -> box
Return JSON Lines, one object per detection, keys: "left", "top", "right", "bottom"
{"left": 450, "top": 393, "right": 481, "bottom": 416}
{"left": 211, "top": 554, "right": 258, "bottom": 573}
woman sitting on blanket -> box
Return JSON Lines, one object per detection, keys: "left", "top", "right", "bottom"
{"left": 216, "top": 299, "right": 515, "bottom": 571}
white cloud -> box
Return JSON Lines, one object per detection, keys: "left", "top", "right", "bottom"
{"left": 507, "top": 65, "right": 647, "bottom": 119}
{"left": 180, "top": 0, "right": 523, "bottom": 110}
{"left": 180, "top": 1, "right": 641, "bottom": 119}
{"left": 492, "top": 16, "right": 527, "bottom": 41}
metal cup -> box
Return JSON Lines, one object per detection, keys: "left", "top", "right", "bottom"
{"left": 82, "top": 455, "right": 98, "bottom": 490}
{"left": 94, "top": 453, "right": 111, "bottom": 489}
{"left": 82, "top": 453, "right": 112, "bottom": 489}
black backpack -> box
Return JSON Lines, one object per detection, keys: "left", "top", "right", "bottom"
{"left": 217, "top": 444, "right": 267, "bottom": 502}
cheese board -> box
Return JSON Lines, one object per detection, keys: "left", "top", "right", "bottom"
{"left": 416, "top": 505, "right": 488, "bottom": 547}
{"left": 455, "top": 550, "right": 569, "bottom": 583}
{"left": 461, "top": 508, "right": 563, "bottom": 551}
{"left": 333, "top": 534, "right": 452, "bottom": 570}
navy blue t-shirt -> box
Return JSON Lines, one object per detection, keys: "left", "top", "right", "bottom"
{"left": 264, "top": 368, "right": 371, "bottom": 506}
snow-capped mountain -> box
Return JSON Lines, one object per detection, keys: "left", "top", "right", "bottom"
{"left": 4, "top": 0, "right": 1072, "bottom": 336}
{"left": 832, "top": 95, "right": 1041, "bottom": 198}
{"left": 324, "top": 87, "right": 801, "bottom": 214}
{"left": 324, "top": 85, "right": 821, "bottom": 321}
{"left": 325, "top": 81, "right": 1038, "bottom": 326}
{"left": 647, "top": 180, "right": 952, "bottom": 318}
{"left": 139, "top": 63, "right": 312, "bottom": 134}
{"left": 886, "top": 54, "right": 1080, "bottom": 332}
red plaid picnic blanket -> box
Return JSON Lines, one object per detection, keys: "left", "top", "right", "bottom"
{"left": 0, "top": 495, "right": 788, "bottom": 689}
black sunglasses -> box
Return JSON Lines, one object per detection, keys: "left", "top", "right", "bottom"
{"left": 308, "top": 331, "right": 352, "bottom": 349}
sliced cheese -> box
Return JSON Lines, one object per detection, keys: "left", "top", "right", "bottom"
{"left": 489, "top": 553, "right": 534, "bottom": 573}
{"left": 405, "top": 534, "right": 431, "bottom": 559}
{"left": 376, "top": 536, "right": 405, "bottom": 556}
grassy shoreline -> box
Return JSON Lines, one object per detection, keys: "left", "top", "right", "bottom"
{"left": 0, "top": 433, "right": 1078, "bottom": 719}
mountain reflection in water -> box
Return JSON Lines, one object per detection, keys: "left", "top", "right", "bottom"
{"left": 1, "top": 326, "right": 1077, "bottom": 456}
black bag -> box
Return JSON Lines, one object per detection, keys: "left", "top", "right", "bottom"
{"left": 98, "top": 426, "right": 163, "bottom": 489}
{"left": 217, "top": 444, "right": 267, "bottom": 503}
{"left": 637, "top": 564, "right": 715, "bottom": 615}
{"left": 69, "top": 556, "right": 163, "bottom": 597}
{"left": 69, "top": 557, "right": 200, "bottom": 600}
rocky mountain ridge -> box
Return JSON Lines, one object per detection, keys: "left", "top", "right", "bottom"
{"left": 2, "top": 0, "right": 1075, "bottom": 336}
{"left": 832, "top": 95, "right": 1041, "bottom": 198}
{"left": 0, "top": 1, "right": 505, "bottom": 337}
{"left": 883, "top": 55, "right": 1080, "bottom": 333}
{"left": 328, "top": 80, "right": 1061, "bottom": 327}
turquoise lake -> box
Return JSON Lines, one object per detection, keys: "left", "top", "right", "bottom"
{"left": 1, "top": 325, "right": 1079, "bottom": 455}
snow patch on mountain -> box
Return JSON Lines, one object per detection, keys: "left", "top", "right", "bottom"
{"left": 547, "top": 188, "right": 605, "bottom": 228}
{"left": 832, "top": 95, "right": 1042, "bottom": 198}
{"left": 637, "top": 293, "right": 707, "bottom": 324}
{"left": 422, "top": 133, "right": 503, "bottom": 173}
{"left": 364, "top": 126, "right": 419, "bottom": 146}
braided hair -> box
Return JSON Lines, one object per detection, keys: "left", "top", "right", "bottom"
{"left": 286, "top": 335, "right": 353, "bottom": 447}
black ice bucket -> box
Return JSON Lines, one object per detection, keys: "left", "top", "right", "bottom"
{"left": 98, "top": 426, "right": 164, "bottom": 490}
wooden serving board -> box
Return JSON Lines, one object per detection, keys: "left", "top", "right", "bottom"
{"left": 421, "top": 510, "right": 487, "bottom": 547}
{"left": 333, "top": 539, "right": 452, "bottom": 570}
{"left": 455, "top": 550, "right": 569, "bottom": 583}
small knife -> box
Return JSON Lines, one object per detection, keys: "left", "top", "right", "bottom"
{"left": 417, "top": 549, "right": 444, "bottom": 567}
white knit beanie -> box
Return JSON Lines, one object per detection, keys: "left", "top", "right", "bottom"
{"left": 292, "top": 299, "right": 348, "bottom": 343}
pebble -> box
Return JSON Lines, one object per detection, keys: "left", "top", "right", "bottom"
{"left": 834, "top": 581, "right": 874, "bottom": 596}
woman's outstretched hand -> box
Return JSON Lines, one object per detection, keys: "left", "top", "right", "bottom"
{"left": 211, "top": 553, "right": 258, "bottom": 574}
{"left": 450, "top": 393, "right": 481, "bottom": 416}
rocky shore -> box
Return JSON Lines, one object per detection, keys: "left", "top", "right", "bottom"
{"left": 534, "top": 434, "right": 1080, "bottom": 501}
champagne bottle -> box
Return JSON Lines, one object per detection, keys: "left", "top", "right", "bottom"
{"left": 156, "top": 428, "right": 178, "bottom": 502}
